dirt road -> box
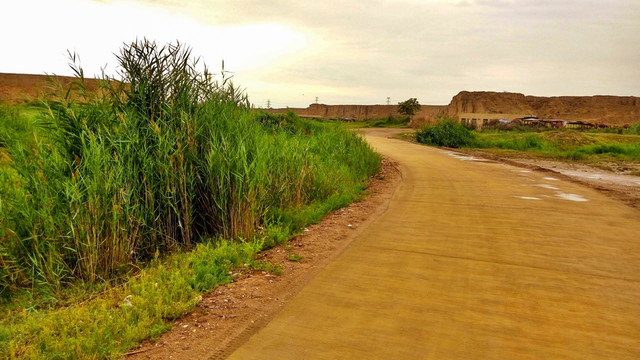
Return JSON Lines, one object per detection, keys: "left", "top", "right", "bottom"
{"left": 227, "top": 128, "right": 640, "bottom": 359}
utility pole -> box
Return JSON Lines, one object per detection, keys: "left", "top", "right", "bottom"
{"left": 386, "top": 97, "right": 390, "bottom": 105}
{"left": 315, "top": 96, "right": 319, "bottom": 104}
{"left": 266, "top": 99, "right": 271, "bottom": 109}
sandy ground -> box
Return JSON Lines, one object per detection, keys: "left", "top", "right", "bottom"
{"left": 226, "top": 128, "right": 640, "bottom": 359}
{"left": 126, "top": 158, "right": 401, "bottom": 359}
{"left": 456, "top": 149, "right": 640, "bottom": 209}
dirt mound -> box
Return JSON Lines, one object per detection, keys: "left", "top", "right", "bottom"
{"left": 446, "top": 91, "right": 535, "bottom": 116}
{"left": 0, "top": 73, "right": 102, "bottom": 104}
{"left": 526, "top": 95, "right": 640, "bottom": 124}
{"left": 439, "top": 91, "right": 640, "bottom": 126}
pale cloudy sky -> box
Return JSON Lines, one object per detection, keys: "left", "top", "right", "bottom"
{"left": 1, "top": 0, "right": 639, "bottom": 107}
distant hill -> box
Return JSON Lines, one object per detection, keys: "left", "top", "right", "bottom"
{"left": 441, "top": 91, "right": 640, "bottom": 126}
{"left": 267, "top": 103, "right": 447, "bottom": 123}
{"left": 269, "top": 92, "right": 640, "bottom": 127}
{"left": 0, "top": 73, "right": 102, "bottom": 104}
{"left": 3, "top": 73, "right": 639, "bottom": 125}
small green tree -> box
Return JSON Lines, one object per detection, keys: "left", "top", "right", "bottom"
{"left": 398, "top": 98, "right": 421, "bottom": 118}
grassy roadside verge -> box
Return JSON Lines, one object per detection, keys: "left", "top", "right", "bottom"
{"left": 0, "top": 111, "right": 379, "bottom": 359}
{"left": 0, "top": 240, "right": 258, "bottom": 359}
{"left": 333, "top": 115, "right": 410, "bottom": 129}
{"left": 415, "top": 119, "right": 640, "bottom": 174}
{"left": 0, "top": 40, "right": 381, "bottom": 359}
{"left": 0, "top": 163, "right": 377, "bottom": 359}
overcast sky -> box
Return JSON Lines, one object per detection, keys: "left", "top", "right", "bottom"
{"left": 1, "top": 0, "right": 639, "bottom": 107}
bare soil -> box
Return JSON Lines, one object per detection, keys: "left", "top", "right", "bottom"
{"left": 126, "top": 158, "right": 401, "bottom": 360}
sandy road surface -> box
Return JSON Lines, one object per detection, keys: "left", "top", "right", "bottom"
{"left": 227, "top": 128, "right": 640, "bottom": 359}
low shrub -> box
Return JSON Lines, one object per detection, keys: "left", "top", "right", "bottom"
{"left": 416, "top": 118, "right": 476, "bottom": 148}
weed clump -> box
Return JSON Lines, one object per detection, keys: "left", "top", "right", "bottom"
{"left": 416, "top": 118, "right": 476, "bottom": 148}
{"left": 625, "top": 123, "right": 640, "bottom": 135}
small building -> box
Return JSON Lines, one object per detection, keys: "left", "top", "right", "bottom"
{"left": 540, "top": 119, "right": 568, "bottom": 128}
{"left": 565, "top": 121, "right": 595, "bottom": 130}
{"left": 458, "top": 112, "right": 531, "bottom": 129}
{"left": 520, "top": 116, "right": 540, "bottom": 126}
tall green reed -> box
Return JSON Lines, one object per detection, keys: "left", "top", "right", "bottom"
{"left": 0, "top": 39, "right": 380, "bottom": 295}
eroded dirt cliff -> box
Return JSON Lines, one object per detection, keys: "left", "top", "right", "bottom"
{"left": 440, "top": 91, "right": 640, "bottom": 125}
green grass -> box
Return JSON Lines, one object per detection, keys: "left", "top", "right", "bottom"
{"left": 0, "top": 39, "right": 381, "bottom": 359}
{"left": 625, "top": 123, "right": 640, "bottom": 135}
{"left": 0, "top": 104, "right": 40, "bottom": 166}
{"left": 287, "top": 253, "right": 303, "bottom": 262}
{"left": 563, "top": 143, "right": 640, "bottom": 161}
{"left": 474, "top": 131, "right": 640, "bottom": 161}
{"left": 337, "top": 115, "right": 410, "bottom": 129}
{"left": 0, "top": 239, "right": 261, "bottom": 359}
{"left": 415, "top": 120, "right": 640, "bottom": 164}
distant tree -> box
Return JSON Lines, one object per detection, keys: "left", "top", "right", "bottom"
{"left": 398, "top": 98, "right": 421, "bottom": 118}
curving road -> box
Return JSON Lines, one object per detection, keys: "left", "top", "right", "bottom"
{"left": 227, "top": 128, "right": 640, "bottom": 359}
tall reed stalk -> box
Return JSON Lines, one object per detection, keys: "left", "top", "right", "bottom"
{"left": 0, "top": 39, "right": 380, "bottom": 295}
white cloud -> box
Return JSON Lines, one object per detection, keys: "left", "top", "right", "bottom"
{"left": 2, "top": 0, "right": 639, "bottom": 107}
{"left": 0, "top": 0, "right": 309, "bottom": 78}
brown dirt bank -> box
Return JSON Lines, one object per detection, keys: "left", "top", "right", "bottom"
{"left": 0, "top": 72, "right": 102, "bottom": 104}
